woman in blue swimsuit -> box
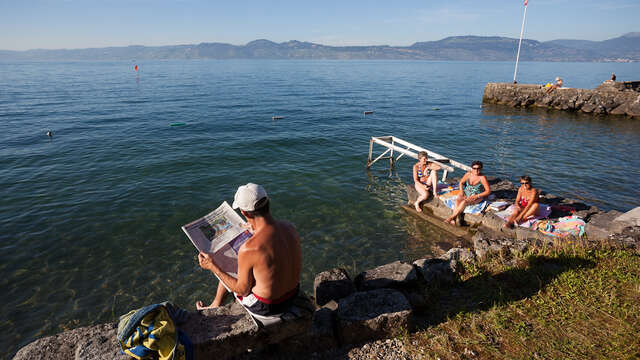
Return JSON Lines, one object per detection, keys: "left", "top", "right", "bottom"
{"left": 413, "top": 151, "right": 440, "bottom": 212}
{"left": 445, "top": 160, "right": 491, "bottom": 226}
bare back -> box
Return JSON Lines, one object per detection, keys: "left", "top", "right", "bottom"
{"left": 241, "top": 220, "right": 301, "bottom": 300}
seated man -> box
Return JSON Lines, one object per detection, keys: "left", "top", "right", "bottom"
{"left": 196, "top": 183, "right": 302, "bottom": 319}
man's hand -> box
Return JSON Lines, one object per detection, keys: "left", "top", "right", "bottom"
{"left": 198, "top": 252, "right": 216, "bottom": 272}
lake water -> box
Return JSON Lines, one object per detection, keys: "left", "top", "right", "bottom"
{"left": 1, "top": 59, "right": 639, "bottom": 357}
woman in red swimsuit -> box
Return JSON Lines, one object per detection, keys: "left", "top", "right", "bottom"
{"left": 503, "top": 175, "right": 540, "bottom": 229}
{"left": 413, "top": 151, "right": 440, "bottom": 212}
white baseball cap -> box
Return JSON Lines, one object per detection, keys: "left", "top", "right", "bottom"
{"left": 232, "top": 183, "right": 269, "bottom": 211}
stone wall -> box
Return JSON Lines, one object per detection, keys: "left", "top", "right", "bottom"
{"left": 482, "top": 82, "right": 640, "bottom": 118}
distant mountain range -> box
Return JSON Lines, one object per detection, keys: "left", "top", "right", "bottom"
{"left": 1, "top": 33, "right": 639, "bottom": 62}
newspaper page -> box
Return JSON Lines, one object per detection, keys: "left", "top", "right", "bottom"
{"left": 181, "top": 201, "right": 252, "bottom": 278}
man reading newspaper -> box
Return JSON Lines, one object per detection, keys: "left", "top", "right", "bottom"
{"left": 196, "top": 183, "right": 302, "bottom": 319}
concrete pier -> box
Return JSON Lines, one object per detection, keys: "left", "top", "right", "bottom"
{"left": 482, "top": 81, "right": 640, "bottom": 118}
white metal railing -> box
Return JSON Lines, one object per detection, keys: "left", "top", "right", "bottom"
{"left": 366, "top": 136, "right": 471, "bottom": 181}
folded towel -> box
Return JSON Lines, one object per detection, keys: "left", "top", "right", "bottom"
{"left": 441, "top": 194, "right": 488, "bottom": 214}
{"left": 534, "top": 216, "right": 585, "bottom": 237}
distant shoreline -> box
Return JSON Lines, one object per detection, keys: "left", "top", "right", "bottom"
{"left": 1, "top": 33, "right": 638, "bottom": 62}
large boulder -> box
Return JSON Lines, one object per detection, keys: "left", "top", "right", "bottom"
{"left": 354, "top": 261, "right": 418, "bottom": 291}
{"left": 585, "top": 210, "right": 626, "bottom": 241}
{"left": 182, "top": 294, "right": 314, "bottom": 359}
{"left": 614, "top": 207, "right": 640, "bottom": 227}
{"left": 336, "top": 289, "right": 412, "bottom": 345}
{"left": 180, "top": 302, "right": 259, "bottom": 359}
{"left": 413, "top": 258, "right": 463, "bottom": 284}
{"left": 13, "top": 323, "right": 127, "bottom": 360}
{"left": 314, "top": 268, "right": 356, "bottom": 307}
{"left": 277, "top": 301, "right": 339, "bottom": 354}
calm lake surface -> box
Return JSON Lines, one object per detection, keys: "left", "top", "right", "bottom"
{"left": 1, "top": 60, "right": 639, "bottom": 357}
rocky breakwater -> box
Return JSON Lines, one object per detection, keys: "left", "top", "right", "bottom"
{"left": 482, "top": 81, "right": 640, "bottom": 118}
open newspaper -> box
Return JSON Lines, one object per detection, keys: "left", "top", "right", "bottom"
{"left": 181, "top": 201, "right": 252, "bottom": 280}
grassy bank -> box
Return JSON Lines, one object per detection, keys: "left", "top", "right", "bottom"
{"left": 406, "top": 246, "right": 640, "bottom": 359}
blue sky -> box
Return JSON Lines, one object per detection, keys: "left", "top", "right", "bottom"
{"left": 1, "top": 0, "right": 638, "bottom": 50}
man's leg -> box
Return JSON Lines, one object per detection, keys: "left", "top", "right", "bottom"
{"left": 196, "top": 281, "right": 229, "bottom": 310}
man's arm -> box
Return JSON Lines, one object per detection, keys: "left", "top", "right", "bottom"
{"left": 199, "top": 250, "right": 254, "bottom": 296}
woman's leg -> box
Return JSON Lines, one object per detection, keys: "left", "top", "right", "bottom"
{"left": 428, "top": 170, "right": 439, "bottom": 198}
{"left": 503, "top": 205, "right": 522, "bottom": 228}
{"left": 414, "top": 182, "right": 428, "bottom": 212}
{"left": 446, "top": 196, "right": 484, "bottom": 225}
{"left": 517, "top": 203, "right": 540, "bottom": 224}
{"left": 445, "top": 196, "right": 467, "bottom": 225}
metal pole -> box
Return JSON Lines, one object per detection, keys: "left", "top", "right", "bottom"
{"left": 513, "top": 4, "right": 528, "bottom": 83}
{"left": 366, "top": 138, "right": 374, "bottom": 168}
{"left": 390, "top": 138, "right": 395, "bottom": 169}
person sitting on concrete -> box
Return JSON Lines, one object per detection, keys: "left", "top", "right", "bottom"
{"left": 444, "top": 161, "right": 491, "bottom": 226}
{"left": 545, "top": 77, "right": 564, "bottom": 93}
{"left": 413, "top": 151, "right": 440, "bottom": 212}
{"left": 196, "top": 183, "right": 302, "bottom": 320}
{"left": 502, "top": 175, "right": 540, "bottom": 229}
{"left": 603, "top": 73, "right": 617, "bottom": 85}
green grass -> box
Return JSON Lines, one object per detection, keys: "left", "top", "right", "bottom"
{"left": 406, "top": 245, "right": 640, "bottom": 359}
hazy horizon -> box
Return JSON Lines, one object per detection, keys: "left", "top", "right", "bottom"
{"left": 2, "top": 32, "right": 638, "bottom": 53}
{"left": 2, "top": 0, "right": 638, "bottom": 51}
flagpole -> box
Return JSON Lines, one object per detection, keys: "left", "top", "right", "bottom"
{"left": 513, "top": 2, "right": 528, "bottom": 83}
